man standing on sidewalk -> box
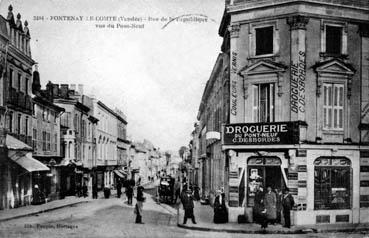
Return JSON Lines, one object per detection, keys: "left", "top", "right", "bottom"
{"left": 182, "top": 189, "right": 196, "bottom": 225}
{"left": 134, "top": 185, "right": 145, "bottom": 224}
{"left": 282, "top": 188, "right": 295, "bottom": 228}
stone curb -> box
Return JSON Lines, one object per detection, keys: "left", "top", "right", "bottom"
{"left": 177, "top": 222, "right": 369, "bottom": 234}
{"left": 0, "top": 201, "right": 89, "bottom": 222}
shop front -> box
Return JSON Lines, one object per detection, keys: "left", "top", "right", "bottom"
{"left": 222, "top": 122, "right": 365, "bottom": 225}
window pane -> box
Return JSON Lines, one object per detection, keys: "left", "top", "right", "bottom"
{"left": 324, "top": 108, "right": 328, "bottom": 128}
{"left": 255, "top": 26, "right": 273, "bottom": 55}
{"left": 324, "top": 86, "right": 328, "bottom": 106}
{"left": 326, "top": 25, "right": 342, "bottom": 55}
{"left": 339, "top": 109, "right": 343, "bottom": 128}
{"left": 339, "top": 87, "right": 343, "bottom": 106}
{"left": 328, "top": 86, "right": 332, "bottom": 106}
{"left": 328, "top": 108, "right": 332, "bottom": 128}
{"left": 334, "top": 109, "right": 338, "bottom": 128}
{"left": 334, "top": 86, "right": 338, "bottom": 106}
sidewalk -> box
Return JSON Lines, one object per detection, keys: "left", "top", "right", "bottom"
{"left": 178, "top": 201, "right": 369, "bottom": 234}
{"left": 0, "top": 196, "right": 90, "bottom": 222}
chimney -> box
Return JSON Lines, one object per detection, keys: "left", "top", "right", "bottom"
{"left": 78, "top": 84, "right": 84, "bottom": 95}
{"left": 60, "top": 84, "right": 69, "bottom": 98}
{"left": 52, "top": 84, "right": 59, "bottom": 97}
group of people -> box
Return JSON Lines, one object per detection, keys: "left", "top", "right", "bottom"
{"left": 253, "top": 186, "right": 295, "bottom": 229}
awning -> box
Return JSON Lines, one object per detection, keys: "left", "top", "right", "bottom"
{"left": 114, "top": 170, "right": 125, "bottom": 178}
{"left": 9, "top": 152, "right": 50, "bottom": 172}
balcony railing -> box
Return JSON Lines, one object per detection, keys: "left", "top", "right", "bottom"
{"left": 7, "top": 88, "right": 32, "bottom": 113}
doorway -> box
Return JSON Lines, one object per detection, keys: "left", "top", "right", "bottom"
{"left": 246, "top": 156, "right": 285, "bottom": 207}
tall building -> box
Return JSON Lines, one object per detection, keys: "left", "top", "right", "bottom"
{"left": 93, "top": 100, "right": 118, "bottom": 190}
{"left": 196, "top": 53, "right": 229, "bottom": 203}
{"left": 31, "top": 71, "right": 64, "bottom": 201}
{"left": 0, "top": 5, "right": 49, "bottom": 210}
{"left": 205, "top": 0, "right": 369, "bottom": 225}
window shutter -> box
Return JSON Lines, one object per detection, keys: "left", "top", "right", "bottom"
{"left": 253, "top": 85, "right": 259, "bottom": 122}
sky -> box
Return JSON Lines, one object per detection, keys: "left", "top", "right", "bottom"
{"left": 0, "top": 0, "right": 225, "bottom": 151}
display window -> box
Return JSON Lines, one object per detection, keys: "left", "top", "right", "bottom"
{"left": 314, "top": 157, "right": 351, "bottom": 210}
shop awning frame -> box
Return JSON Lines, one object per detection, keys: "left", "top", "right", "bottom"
{"left": 9, "top": 152, "right": 50, "bottom": 172}
{"left": 114, "top": 170, "right": 125, "bottom": 178}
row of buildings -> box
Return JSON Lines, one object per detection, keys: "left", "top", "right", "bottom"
{"left": 189, "top": 0, "right": 369, "bottom": 226}
{"left": 0, "top": 5, "right": 164, "bottom": 210}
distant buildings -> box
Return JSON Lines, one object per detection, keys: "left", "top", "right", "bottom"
{"left": 0, "top": 5, "right": 163, "bottom": 211}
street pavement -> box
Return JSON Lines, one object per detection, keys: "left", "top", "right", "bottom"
{"left": 0, "top": 185, "right": 368, "bottom": 237}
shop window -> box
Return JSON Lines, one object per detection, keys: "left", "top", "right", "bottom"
{"left": 252, "top": 83, "right": 275, "bottom": 122}
{"left": 326, "top": 26, "right": 342, "bottom": 55}
{"left": 255, "top": 26, "right": 273, "bottom": 56}
{"left": 314, "top": 157, "right": 351, "bottom": 210}
{"left": 323, "top": 83, "right": 344, "bottom": 130}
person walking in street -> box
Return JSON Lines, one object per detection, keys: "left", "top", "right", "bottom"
{"left": 182, "top": 189, "right": 196, "bottom": 225}
{"left": 172, "top": 179, "right": 180, "bottom": 204}
{"left": 117, "top": 179, "right": 122, "bottom": 198}
{"left": 92, "top": 183, "right": 98, "bottom": 199}
{"left": 264, "top": 186, "right": 277, "bottom": 225}
{"left": 282, "top": 188, "right": 295, "bottom": 228}
{"left": 126, "top": 184, "right": 134, "bottom": 205}
{"left": 134, "top": 185, "right": 145, "bottom": 224}
{"left": 82, "top": 182, "right": 88, "bottom": 198}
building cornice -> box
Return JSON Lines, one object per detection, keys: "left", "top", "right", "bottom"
{"left": 228, "top": 0, "right": 369, "bottom": 14}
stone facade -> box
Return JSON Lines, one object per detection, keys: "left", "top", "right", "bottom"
{"left": 214, "top": 0, "right": 369, "bottom": 225}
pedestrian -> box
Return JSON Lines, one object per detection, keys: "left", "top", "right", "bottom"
{"left": 82, "top": 182, "right": 88, "bottom": 198}
{"left": 172, "top": 179, "right": 180, "bottom": 204}
{"left": 126, "top": 184, "right": 134, "bottom": 205}
{"left": 282, "top": 188, "right": 295, "bottom": 228}
{"left": 117, "top": 179, "right": 122, "bottom": 198}
{"left": 32, "top": 185, "right": 45, "bottom": 205}
{"left": 134, "top": 185, "right": 146, "bottom": 224}
{"left": 213, "top": 189, "right": 228, "bottom": 223}
{"left": 92, "top": 183, "right": 98, "bottom": 199}
{"left": 253, "top": 186, "right": 264, "bottom": 224}
{"left": 264, "top": 186, "right": 277, "bottom": 225}
{"left": 260, "top": 204, "right": 268, "bottom": 229}
{"left": 275, "top": 188, "right": 283, "bottom": 224}
{"left": 182, "top": 189, "right": 196, "bottom": 225}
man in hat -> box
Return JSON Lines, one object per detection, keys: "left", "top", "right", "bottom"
{"left": 282, "top": 188, "right": 295, "bottom": 228}
{"left": 134, "top": 185, "right": 145, "bottom": 224}
{"left": 182, "top": 189, "right": 196, "bottom": 224}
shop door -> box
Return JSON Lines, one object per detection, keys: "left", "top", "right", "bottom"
{"left": 247, "top": 157, "right": 284, "bottom": 207}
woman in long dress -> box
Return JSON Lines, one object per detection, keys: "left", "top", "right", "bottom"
{"left": 264, "top": 186, "right": 277, "bottom": 224}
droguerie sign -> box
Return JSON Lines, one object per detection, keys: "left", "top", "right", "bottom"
{"left": 223, "top": 122, "right": 299, "bottom": 145}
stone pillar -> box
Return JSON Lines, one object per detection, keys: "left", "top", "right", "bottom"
{"left": 287, "top": 16, "right": 309, "bottom": 122}
{"left": 228, "top": 23, "right": 241, "bottom": 123}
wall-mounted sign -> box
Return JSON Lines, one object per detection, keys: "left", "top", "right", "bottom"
{"left": 223, "top": 121, "right": 299, "bottom": 145}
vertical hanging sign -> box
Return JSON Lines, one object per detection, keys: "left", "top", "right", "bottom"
{"left": 288, "top": 16, "right": 309, "bottom": 122}
{"left": 229, "top": 24, "right": 240, "bottom": 123}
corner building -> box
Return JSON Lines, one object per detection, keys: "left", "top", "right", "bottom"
{"left": 220, "top": 0, "right": 369, "bottom": 225}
